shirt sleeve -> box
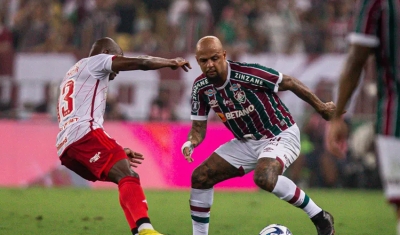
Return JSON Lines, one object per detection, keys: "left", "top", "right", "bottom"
{"left": 348, "top": 0, "right": 380, "bottom": 47}
{"left": 87, "top": 54, "right": 115, "bottom": 80}
{"left": 190, "top": 81, "right": 210, "bottom": 121}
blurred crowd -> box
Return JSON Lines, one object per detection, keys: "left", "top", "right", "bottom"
{"left": 0, "top": 0, "right": 381, "bottom": 189}
{"left": 0, "top": 0, "right": 354, "bottom": 57}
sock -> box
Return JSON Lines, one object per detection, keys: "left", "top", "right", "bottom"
{"left": 272, "top": 175, "right": 322, "bottom": 218}
{"left": 119, "top": 176, "right": 153, "bottom": 232}
{"left": 190, "top": 188, "right": 214, "bottom": 235}
{"left": 119, "top": 197, "right": 137, "bottom": 232}
{"left": 397, "top": 219, "right": 400, "bottom": 235}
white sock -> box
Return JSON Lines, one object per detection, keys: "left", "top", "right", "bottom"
{"left": 397, "top": 219, "right": 400, "bottom": 235}
{"left": 138, "top": 223, "right": 154, "bottom": 232}
{"left": 272, "top": 175, "right": 322, "bottom": 218}
{"left": 190, "top": 188, "right": 214, "bottom": 235}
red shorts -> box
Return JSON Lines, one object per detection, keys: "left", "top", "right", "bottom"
{"left": 60, "top": 128, "right": 127, "bottom": 182}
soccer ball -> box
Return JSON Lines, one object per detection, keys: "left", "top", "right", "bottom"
{"left": 259, "top": 224, "right": 293, "bottom": 235}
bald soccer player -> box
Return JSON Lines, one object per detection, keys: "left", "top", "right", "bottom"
{"left": 56, "top": 37, "right": 191, "bottom": 235}
{"left": 181, "top": 36, "right": 336, "bottom": 235}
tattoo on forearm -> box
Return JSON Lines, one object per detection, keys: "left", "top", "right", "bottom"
{"left": 188, "top": 121, "right": 207, "bottom": 147}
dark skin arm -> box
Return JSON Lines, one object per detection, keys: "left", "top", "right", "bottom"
{"left": 326, "top": 44, "right": 373, "bottom": 158}
{"left": 183, "top": 120, "right": 207, "bottom": 162}
{"left": 278, "top": 74, "right": 337, "bottom": 120}
{"left": 111, "top": 56, "right": 191, "bottom": 72}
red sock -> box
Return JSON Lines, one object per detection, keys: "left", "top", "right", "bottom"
{"left": 118, "top": 176, "right": 149, "bottom": 223}
{"left": 120, "top": 197, "right": 137, "bottom": 230}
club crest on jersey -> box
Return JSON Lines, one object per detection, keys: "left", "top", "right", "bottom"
{"left": 208, "top": 100, "right": 219, "bottom": 108}
{"left": 204, "top": 89, "right": 217, "bottom": 97}
{"left": 229, "top": 83, "right": 241, "bottom": 91}
{"left": 192, "top": 101, "right": 200, "bottom": 112}
{"left": 234, "top": 90, "right": 246, "bottom": 104}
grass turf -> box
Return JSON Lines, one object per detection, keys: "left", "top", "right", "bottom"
{"left": 0, "top": 188, "right": 395, "bottom": 235}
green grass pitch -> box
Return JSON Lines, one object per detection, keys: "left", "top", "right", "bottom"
{"left": 0, "top": 187, "right": 395, "bottom": 235}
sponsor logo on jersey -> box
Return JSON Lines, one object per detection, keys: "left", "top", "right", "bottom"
{"left": 208, "top": 100, "right": 219, "bottom": 108}
{"left": 89, "top": 152, "right": 101, "bottom": 163}
{"left": 192, "top": 79, "right": 209, "bottom": 98}
{"left": 60, "top": 117, "right": 79, "bottom": 131}
{"left": 192, "top": 101, "right": 200, "bottom": 112}
{"left": 204, "top": 89, "right": 217, "bottom": 97}
{"left": 218, "top": 104, "right": 255, "bottom": 122}
{"left": 229, "top": 83, "right": 241, "bottom": 91}
{"left": 223, "top": 99, "right": 235, "bottom": 107}
{"left": 234, "top": 73, "right": 263, "bottom": 85}
{"left": 216, "top": 112, "right": 227, "bottom": 122}
{"left": 234, "top": 90, "right": 246, "bottom": 103}
{"left": 56, "top": 137, "right": 68, "bottom": 151}
{"left": 263, "top": 147, "right": 274, "bottom": 152}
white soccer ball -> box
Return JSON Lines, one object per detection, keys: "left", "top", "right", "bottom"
{"left": 259, "top": 224, "right": 293, "bottom": 235}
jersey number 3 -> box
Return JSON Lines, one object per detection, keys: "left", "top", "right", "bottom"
{"left": 60, "top": 80, "right": 75, "bottom": 118}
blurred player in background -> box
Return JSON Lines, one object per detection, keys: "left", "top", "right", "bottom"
{"left": 181, "top": 36, "right": 337, "bottom": 235}
{"left": 56, "top": 37, "right": 191, "bottom": 235}
{"left": 326, "top": 0, "right": 400, "bottom": 234}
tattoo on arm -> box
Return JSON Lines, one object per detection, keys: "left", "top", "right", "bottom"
{"left": 188, "top": 120, "right": 207, "bottom": 147}
{"left": 279, "top": 74, "right": 324, "bottom": 112}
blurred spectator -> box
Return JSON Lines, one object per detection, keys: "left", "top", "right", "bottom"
{"left": 148, "top": 87, "right": 176, "bottom": 121}
{"left": 14, "top": 1, "right": 50, "bottom": 52}
{"left": 79, "top": 0, "right": 118, "bottom": 53}
{"left": 324, "top": 0, "right": 353, "bottom": 53}
{"left": 131, "top": 19, "right": 163, "bottom": 53}
{"left": 254, "top": 0, "right": 304, "bottom": 54}
{"left": 299, "top": 3, "right": 328, "bottom": 54}
{"left": 141, "top": 0, "right": 171, "bottom": 46}
{"left": 168, "top": 0, "right": 213, "bottom": 52}
{"left": 114, "top": 0, "right": 138, "bottom": 51}
{"left": 0, "top": 8, "right": 14, "bottom": 75}
{"left": 105, "top": 95, "right": 126, "bottom": 120}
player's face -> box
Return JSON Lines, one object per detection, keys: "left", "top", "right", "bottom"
{"left": 196, "top": 49, "right": 226, "bottom": 81}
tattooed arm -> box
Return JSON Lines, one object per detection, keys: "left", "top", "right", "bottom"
{"left": 278, "top": 74, "right": 337, "bottom": 121}
{"left": 182, "top": 120, "right": 207, "bottom": 163}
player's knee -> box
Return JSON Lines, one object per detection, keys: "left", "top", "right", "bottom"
{"left": 108, "top": 163, "right": 139, "bottom": 184}
{"left": 253, "top": 171, "right": 277, "bottom": 192}
{"left": 191, "top": 166, "right": 213, "bottom": 188}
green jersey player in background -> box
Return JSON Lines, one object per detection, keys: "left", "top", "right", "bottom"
{"left": 327, "top": 1, "right": 400, "bottom": 234}
{"left": 181, "top": 36, "right": 338, "bottom": 235}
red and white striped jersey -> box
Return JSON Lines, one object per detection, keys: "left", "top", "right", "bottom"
{"left": 56, "top": 54, "right": 114, "bottom": 156}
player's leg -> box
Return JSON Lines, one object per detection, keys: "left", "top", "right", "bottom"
{"left": 253, "top": 124, "right": 334, "bottom": 235}
{"left": 376, "top": 135, "right": 400, "bottom": 235}
{"left": 190, "top": 152, "right": 244, "bottom": 235}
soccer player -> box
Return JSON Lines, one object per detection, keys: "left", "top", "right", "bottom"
{"left": 181, "top": 36, "right": 336, "bottom": 235}
{"left": 56, "top": 37, "right": 191, "bottom": 235}
{"left": 326, "top": 1, "right": 400, "bottom": 234}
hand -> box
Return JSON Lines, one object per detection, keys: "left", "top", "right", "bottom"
{"left": 325, "top": 119, "right": 348, "bottom": 159}
{"left": 181, "top": 141, "right": 194, "bottom": 163}
{"left": 318, "top": 101, "right": 340, "bottom": 121}
{"left": 124, "top": 148, "right": 144, "bottom": 168}
{"left": 171, "top": 57, "right": 192, "bottom": 72}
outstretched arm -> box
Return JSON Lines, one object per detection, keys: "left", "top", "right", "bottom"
{"left": 326, "top": 44, "right": 372, "bottom": 158}
{"left": 278, "top": 74, "right": 336, "bottom": 120}
{"left": 333, "top": 44, "right": 372, "bottom": 118}
{"left": 111, "top": 56, "right": 191, "bottom": 72}
{"left": 182, "top": 120, "right": 207, "bottom": 163}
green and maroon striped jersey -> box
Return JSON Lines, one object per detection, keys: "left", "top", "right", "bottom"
{"left": 190, "top": 60, "right": 295, "bottom": 140}
{"left": 349, "top": 0, "right": 400, "bottom": 137}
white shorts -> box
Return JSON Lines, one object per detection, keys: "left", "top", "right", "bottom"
{"left": 376, "top": 135, "right": 400, "bottom": 203}
{"left": 215, "top": 124, "right": 301, "bottom": 174}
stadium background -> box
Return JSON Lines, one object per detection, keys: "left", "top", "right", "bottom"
{"left": 0, "top": 0, "right": 379, "bottom": 190}
{"left": 0, "top": 0, "right": 394, "bottom": 234}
